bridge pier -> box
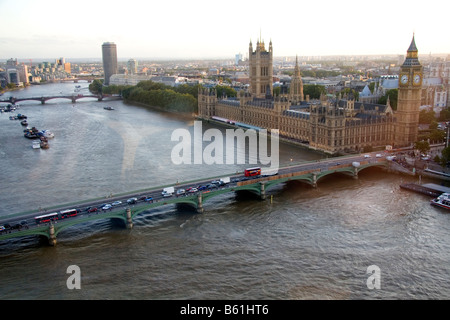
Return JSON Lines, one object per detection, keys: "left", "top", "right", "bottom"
{"left": 312, "top": 172, "right": 317, "bottom": 188}
{"left": 48, "top": 223, "right": 57, "bottom": 246}
{"left": 72, "top": 97, "right": 76, "bottom": 103}
{"left": 197, "top": 193, "right": 204, "bottom": 213}
{"left": 353, "top": 168, "right": 359, "bottom": 179}
{"left": 41, "top": 99, "right": 45, "bottom": 105}
{"left": 260, "top": 182, "right": 266, "bottom": 200}
{"left": 126, "top": 208, "right": 133, "bottom": 229}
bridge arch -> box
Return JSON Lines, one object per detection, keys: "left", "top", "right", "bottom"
{"left": 51, "top": 211, "right": 129, "bottom": 238}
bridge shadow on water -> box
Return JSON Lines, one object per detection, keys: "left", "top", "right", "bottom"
{"left": 0, "top": 234, "right": 45, "bottom": 253}
{"left": 234, "top": 190, "right": 263, "bottom": 202}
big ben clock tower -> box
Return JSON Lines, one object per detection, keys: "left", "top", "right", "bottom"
{"left": 395, "top": 34, "right": 423, "bottom": 147}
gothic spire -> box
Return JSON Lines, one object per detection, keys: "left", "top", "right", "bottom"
{"left": 403, "top": 33, "right": 420, "bottom": 66}
{"left": 408, "top": 33, "right": 418, "bottom": 53}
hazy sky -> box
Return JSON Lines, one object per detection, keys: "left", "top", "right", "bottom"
{"left": 1, "top": 0, "right": 449, "bottom": 60}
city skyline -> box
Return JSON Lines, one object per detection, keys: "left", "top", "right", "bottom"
{"left": 1, "top": 0, "right": 449, "bottom": 60}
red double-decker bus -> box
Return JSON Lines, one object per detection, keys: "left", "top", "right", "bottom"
{"left": 34, "top": 212, "right": 59, "bottom": 224}
{"left": 244, "top": 167, "right": 261, "bottom": 177}
{"left": 60, "top": 209, "right": 78, "bottom": 219}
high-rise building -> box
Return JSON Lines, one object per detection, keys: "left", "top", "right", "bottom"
{"left": 395, "top": 35, "right": 423, "bottom": 147}
{"left": 127, "top": 59, "right": 138, "bottom": 75}
{"left": 64, "top": 63, "right": 71, "bottom": 74}
{"left": 5, "top": 58, "right": 21, "bottom": 85}
{"left": 235, "top": 53, "right": 243, "bottom": 66}
{"left": 6, "top": 58, "right": 18, "bottom": 67}
{"left": 102, "top": 42, "right": 118, "bottom": 85}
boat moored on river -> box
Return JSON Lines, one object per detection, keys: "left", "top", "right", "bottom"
{"left": 430, "top": 193, "right": 450, "bottom": 210}
{"left": 40, "top": 136, "right": 49, "bottom": 149}
{"left": 24, "top": 127, "right": 40, "bottom": 139}
{"left": 40, "top": 130, "right": 54, "bottom": 138}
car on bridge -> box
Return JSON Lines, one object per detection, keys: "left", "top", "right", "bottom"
{"left": 176, "top": 189, "right": 186, "bottom": 196}
{"left": 127, "top": 198, "right": 138, "bottom": 204}
{"left": 111, "top": 201, "right": 122, "bottom": 206}
{"left": 144, "top": 197, "right": 153, "bottom": 203}
{"left": 102, "top": 204, "right": 112, "bottom": 211}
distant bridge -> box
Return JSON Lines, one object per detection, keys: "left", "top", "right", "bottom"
{"left": 0, "top": 154, "right": 391, "bottom": 247}
{"left": 0, "top": 93, "right": 122, "bottom": 105}
{"left": 54, "top": 76, "right": 101, "bottom": 83}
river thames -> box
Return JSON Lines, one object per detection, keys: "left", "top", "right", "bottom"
{"left": 0, "top": 83, "right": 449, "bottom": 300}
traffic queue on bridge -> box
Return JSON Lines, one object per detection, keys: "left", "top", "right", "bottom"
{"left": 0, "top": 168, "right": 270, "bottom": 235}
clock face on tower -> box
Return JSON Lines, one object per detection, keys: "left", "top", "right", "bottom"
{"left": 414, "top": 74, "right": 421, "bottom": 85}
{"left": 401, "top": 74, "right": 408, "bottom": 84}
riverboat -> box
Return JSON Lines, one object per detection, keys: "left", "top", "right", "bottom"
{"left": 430, "top": 193, "right": 450, "bottom": 210}
{"left": 104, "top": 106, "right": 114, "bottom": 110}
{"left": 24, "top": 127, "right": 40, "bottom": 139}
{"left": 40, "top": 130, "right": 54, "bottom": 138}
{"left": 40, "top": 136, "right": 49, "bottom": 149}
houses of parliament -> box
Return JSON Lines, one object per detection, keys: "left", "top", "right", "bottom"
{"left": 198, "top": 36, "right": 423, "bottom": 155}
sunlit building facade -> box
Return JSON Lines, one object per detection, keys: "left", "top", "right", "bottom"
{"left": 198, "top": 36, "right": 423, "bottom": 154}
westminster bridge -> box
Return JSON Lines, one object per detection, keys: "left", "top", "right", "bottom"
{"left": 0, "top": 153, "right": 390, "bottom": 246}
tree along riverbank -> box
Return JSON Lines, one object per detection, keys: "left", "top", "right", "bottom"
{"left": 89, "top": 79, "right": 199, "bottom": 114}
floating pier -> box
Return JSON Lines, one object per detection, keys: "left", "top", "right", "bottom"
{"left": 400, "top": 183, "right": 450, "bottom": 197}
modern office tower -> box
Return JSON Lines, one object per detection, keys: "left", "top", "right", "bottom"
{"left": 102, "top": 42, "right": 118, "bottom": 85}
{"left": 6, "top": 69, "right": 20, "bottom": 84}
{"left": 6, "top": 58, "right": 18, "bottom": 67}
{"left": 64, "top": 63, "right": 71, "bottom": 74}
{"left": 5, "top": 59, "right": 20, "bottom": 85}
{"left": 235, "top": 53, "right": 243, "bottom": 66}
{"left": 127, "top": 59, "right": 138, "bottom": 75}
{"left": 17, "top": 64, "right": 29, "bottom": 84}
